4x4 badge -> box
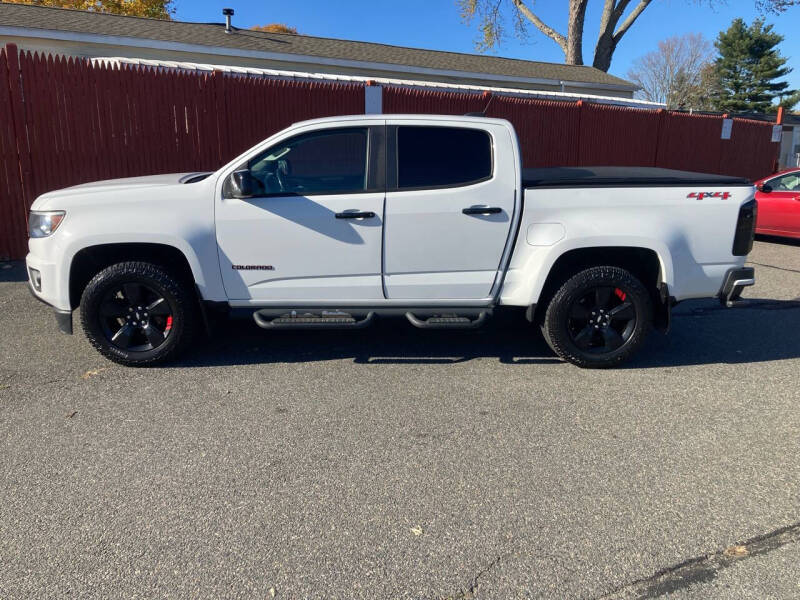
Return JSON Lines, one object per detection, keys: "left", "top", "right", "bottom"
{"left": 688, "top": 191, "right": 731, "bottom": 200}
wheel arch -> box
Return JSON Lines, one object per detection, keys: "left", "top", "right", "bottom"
{"left": 68, "top": 242, "right": 197, "bottom": 309}
{"left": 529, "top": 245, "right": 670, "bottom": 327}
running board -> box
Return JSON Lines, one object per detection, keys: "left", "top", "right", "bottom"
{"left": 253, "top": 310, "right": 376, "bottom": 330}
{"left": 405, "top": 311, "right": 489, "bottom": 330}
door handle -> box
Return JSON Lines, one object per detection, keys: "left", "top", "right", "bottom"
{"left": 335, "top": 211, "right": 376, "bottom": 219}
{"left": 462, "top": 206, "right": 502, "bottom": 215}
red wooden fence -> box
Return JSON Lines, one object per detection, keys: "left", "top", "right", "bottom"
{"left": 384, "top": 86, "right": 780, "bottom": 178}
{"left": 0, "top": 44, "right": 781, "bottom": 260}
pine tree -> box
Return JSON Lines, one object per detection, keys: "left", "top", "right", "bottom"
{"left": 713, "top": 18, "right": 795, "bottom": 113}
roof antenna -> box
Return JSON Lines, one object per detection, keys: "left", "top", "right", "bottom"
{"left": 223, "top": 8, "right": 234, "bottom": 33}
{"left": 465, "top": 91, "right": 494, "bottom": 117}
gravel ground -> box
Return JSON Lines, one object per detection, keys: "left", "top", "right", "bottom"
{"left": 1, "top": 238, "right": 798, "bottom": 599}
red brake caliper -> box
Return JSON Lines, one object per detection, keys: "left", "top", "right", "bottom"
{"left": 614, "top": 288, "right": 627, "bottom": 301}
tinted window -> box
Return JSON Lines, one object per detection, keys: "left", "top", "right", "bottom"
{"left": 768, "top": 172, "right": 800, "bottom": 191}
{"left": 246, "top": 128, "right": 368, "bottom": 196}
{"left": 397, "top": 126, "right": 492, "bottom": 189}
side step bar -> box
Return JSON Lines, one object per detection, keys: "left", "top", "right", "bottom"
{"left": 405, "top": 311, "right": 490, "bottom": 330}
{"left": 253, "top": 310, "right": 376, "bottom": 330}
{"left": 251, "top": 308, "right": 492, "bottom": 330}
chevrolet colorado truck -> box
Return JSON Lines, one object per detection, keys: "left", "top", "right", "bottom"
{"left": 26, "top": 115, "right": 757, "bottom": 368}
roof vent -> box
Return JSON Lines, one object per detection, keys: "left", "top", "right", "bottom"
{"left": 222, "top": 8, "right": 234, "bottom": 34}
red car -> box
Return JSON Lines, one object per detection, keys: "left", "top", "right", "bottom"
{"left": 754, "top": 168, "right": 800, "bottom": 239}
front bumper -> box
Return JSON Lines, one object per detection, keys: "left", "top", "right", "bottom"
{"left": 26, "top": 249, "right": 73, "bottom": 334}
{"left": 718, "top": 267, "right": 755, "bottom": 307}
{"left": 27, "top": 278, "right": 73, "bottom": 335}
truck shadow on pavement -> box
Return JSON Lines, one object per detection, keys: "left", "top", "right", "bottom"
{"left": 177, "top": 297, "right": 800, "bottom": 369}
{"left": 0, "top": 261, "right": 28, "bottom": 283}
{"left": 633, "top": 297, "right": 800, "bottom": 368}
{"left": 182, "top": 310, "right": 564, "bottom": 368}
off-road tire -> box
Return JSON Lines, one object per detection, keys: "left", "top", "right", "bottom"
{"left": 80, "top": 261, "right": 198, "bottom": 366}
{"left": 541, "top": 266, "right": 652, "bottom": 369}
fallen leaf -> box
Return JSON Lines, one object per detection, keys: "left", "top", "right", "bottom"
{"left": 66, "top": 411, "right": 77, "bottom": 419}
{"left": 724, "top": 545, "right": 748, "bottom": 557}
{"left": 268, "top": 587, "right": 276, "bottom": 598}
{"left": 411, "top": 525, "right": 424, "bottom": 536}
{"left": 81, "top": 368, "right": 107, "bottom": 380}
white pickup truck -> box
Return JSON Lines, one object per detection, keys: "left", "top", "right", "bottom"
{"left": 26, "top": 115, "right": 757, "bottom": 368}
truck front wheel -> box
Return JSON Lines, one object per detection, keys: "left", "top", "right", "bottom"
{"left": 80, "top": 261, "right": 198, "bottom": 366}
{"left": 541, "top": 266, "right": 653, "bottom": 368}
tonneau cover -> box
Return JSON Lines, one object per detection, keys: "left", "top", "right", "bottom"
{"left": 523, "top": 166, "right": 751, "bottom": 188}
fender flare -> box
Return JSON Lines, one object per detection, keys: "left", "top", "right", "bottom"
{"left": 526, "top": 238, "right": 674, "bottom": 307}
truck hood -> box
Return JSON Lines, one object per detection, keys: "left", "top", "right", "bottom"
{"left": 32, "top": 172, "right": 212, "bottom": 209}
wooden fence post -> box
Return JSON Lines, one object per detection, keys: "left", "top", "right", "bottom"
{"left": 652, "top": 108, "right": 666, "bottom": 167}
{"left": 2, "top": 43, "right": 37, "bottom": 258}
{"left": 576, "top": 100, "right": 584, "bottom": 165}
{"left": 211, "top": 70, "right": 227, "bottom": 166}
{"left": 4, "top": 44, "right": 34, "bottom": 218}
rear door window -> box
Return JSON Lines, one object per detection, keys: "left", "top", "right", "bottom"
{"left": 396, "top": 126, "right": 492, "bottom": 190}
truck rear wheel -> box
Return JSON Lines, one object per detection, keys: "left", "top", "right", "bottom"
{"left": 80, "top": 261, "right": 198, "bottom": 366}
{"left": 541, "top": 266, "right": 652, "bottom": 368}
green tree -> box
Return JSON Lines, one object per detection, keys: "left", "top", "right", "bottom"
{"left": 713, "top": 18, "right": 795, "bottom": 113}
{"left": 4, "top": 0, "right": 174, "bottom": 19}
{"left": 776, "top": 90, "right": 800, "bottom": 111}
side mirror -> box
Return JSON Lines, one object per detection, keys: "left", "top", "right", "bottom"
{"left": 228, "top": 170, "right": 258, "bottom": 199}
{"left": 757, "top": 183, "right": 772, "bottom": 193}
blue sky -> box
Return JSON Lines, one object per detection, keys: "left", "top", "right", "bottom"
{"left": 171, "top": 0, "right": 800, "bottom": 91}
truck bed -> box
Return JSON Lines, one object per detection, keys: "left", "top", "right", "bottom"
{"left": 522, "top": 166, "right": 752, "bottom": 188}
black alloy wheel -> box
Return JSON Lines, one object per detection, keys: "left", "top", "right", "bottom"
{"left": 541, "top": 266, "right": 653, "bottom": 368}
{"left": 566, "top": 285, "right": 637, "bottom": 354}
{"left": 80, "top": 261, "right": 198, "bottom": 366}
{"left": 99, "top": 282, "right": 174, "bottom": 352}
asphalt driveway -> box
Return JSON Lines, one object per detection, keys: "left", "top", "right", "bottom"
{"left": 1, "top": 239, "right": 798, "bottom": 599}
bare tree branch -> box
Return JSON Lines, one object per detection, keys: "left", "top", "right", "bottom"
{"left": 611, "top": 0, "right": 632, "bottom": 23}
{"left": 599, "top": 0, "right": 631, "bottom": 33}
{"left": 598, "top": 0, "right": 615, "bottom": 34}
{"left": 593, "top": 0, "right": 632, "bottom": 71}
{"left": 566, "top": 0, "right": 589, "bottom": 65}
{"left": 511, "top": 0, "right": 567, "bottom": 51}
{"left": 627, "top": 33, "right": 714, "bottom": 108}
{"left": 613, "top": 0, "right": 652, "bottom": 42}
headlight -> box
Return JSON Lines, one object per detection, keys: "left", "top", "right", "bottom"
{"left": 28, "top": 211, "right": 65, "bottom": 238}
